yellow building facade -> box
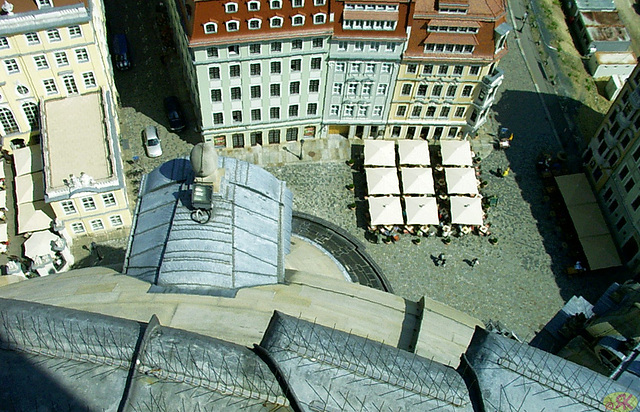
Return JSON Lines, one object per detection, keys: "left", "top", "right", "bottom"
{"left": 0, "top": 0, "right": 114, "bottom": 151}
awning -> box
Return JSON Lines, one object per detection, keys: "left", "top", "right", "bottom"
{"left": 23, "top": 230, "right": 60, "bottom": 261}
{"left": 440, "top": 140, "right": 473, "bottom": 166}
{"left": 0, "top": 160, "right": 5, "bottom": 179}
{"left": 14, "top": 171, "right": 45, "bottom": 204}
{"left": 450, "top": 196, "right": 483, "bottom": 225}
{"left": 555, "top": 173, "right": 621, "bottom": 270}
{"left": 0, "top": 223, "right": 7, "bottom": 243}
{"left": 12, "top": 145, "right": 43, "bottom": 176}
{"left": 0, "top": 190, "right": 5, "bottom": 209}
{"left": 368, "top": 196, "right": 403, "bottom": 226}
{"left": 445, "top": 167, "right": 478, "bottom": 195}
{"left": 401, "top": 168, "right": 434, "bottom": 195}
{"left": 364, "top": 140, "right": 396, "bottom": 167}
{"left": 17, "top": 201, "right": 54, "bottom": 234}
{"left": 397, "top": 140, "right": 430, "bottom": 166}
{"left": 404, "top": 196, "right": 439, "bottom": 225}
{"left": 366, "top": 168, "right": 400, "bottom": 195}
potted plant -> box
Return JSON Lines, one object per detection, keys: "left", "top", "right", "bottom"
{"left": 346, "top": 158, "right": 355, "bottom": 166}
{"left": 347, "top": 202, "right": 357, "bottom": 210}
{"left": 442, "top": 236, "right": 451, "bottom": 245}
{"left": 382, "top": 236, "right": 392, "bottom": 244}
{"left": 489, "top": 237, "right": 498, "bottom": 245}
{"left": 412, "top": 237, "right": 421, "bottom": 245}
{"left": 345, "top": 183, "right": 355, "bottom": 191}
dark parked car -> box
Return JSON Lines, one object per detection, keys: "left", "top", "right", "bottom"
{"left": 164, "top": 96, "right": 186, "bottom": 132}
{"left": 112, "top": 34, "right": 131, "bottom": 70}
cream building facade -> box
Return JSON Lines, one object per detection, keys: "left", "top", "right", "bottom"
{"left": 0, "top": 0, "right": 114, "bottom": 151}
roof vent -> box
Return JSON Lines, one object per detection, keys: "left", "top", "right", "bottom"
{"left": 2, "top": 1, "right": 14, "bottom": 15}
{"left": 189, "top": 143, "right": 224, "bottom": 224}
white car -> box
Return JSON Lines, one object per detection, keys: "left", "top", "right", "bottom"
{"left": 143, "top": 126, "right": 162, "bottom": 158}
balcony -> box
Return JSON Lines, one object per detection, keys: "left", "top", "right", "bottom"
{"left": 481, "top": 67, "right": 504, "bottom": 89}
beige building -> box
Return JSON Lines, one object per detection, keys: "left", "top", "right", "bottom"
{"left": 584, "top": 61, "right": 640, "bottom": 271}
{"left": 0, "top": 0, "right": 114, "bottom": 152}
{"left": 41, "top": 91, "right": 131, "bottom": 237}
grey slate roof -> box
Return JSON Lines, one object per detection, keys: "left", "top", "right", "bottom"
{"left": 462, "top": 327, "right": 640, "bottom": 411}
{"left": 124, "top": 156, "right": 293, "bottom": 295}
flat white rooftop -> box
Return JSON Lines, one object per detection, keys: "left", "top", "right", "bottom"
{"left": 44, "top": 93, "right": 112, "bottom": 189}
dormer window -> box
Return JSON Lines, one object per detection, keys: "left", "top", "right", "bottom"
{"left": 313, "top": 0, "right": 326, "bottom": 5}
{"left": 248, "top": 0, "right": 260, "bottom": 10}
{"left": 204, "top": 22, "right": 218, "bottom": 34}
{"left": 292, "top": 0, "right": 303, "bottom": 7}
{"left": 37, "top": 0, "right": 52, "bottom": 8}
{"left": 226, "top": 20, "right": 240, "bottom": 32}
{"left": 225, "top": 2, "right": 238, "bottom": 13}
{"left": 248, "top": 18, "right": 262, "bottom": 29}
{"left": 270, "top": 16, "right": 284, "bottom": 27}
{"left": 292, "top": 14, "right": 305, "bottom": 26}
{"left": 313, "top": 13, "right": 326, "bottom": 24}
{"left": 270, "top": 0, "right": 281, "bottom": 9}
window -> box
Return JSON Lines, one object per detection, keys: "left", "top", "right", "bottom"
{"left": 462, "top": 85, "right": 473, "bottom": 97}
{"left": 454, "top": 107, "right": 465, "bottom": 117}
{"left": 377, "top": 84, "right": 387, "bottom": 95}
{"left": 102, "top": 193, "right": 117, "bottom": 207}
{"left": 426, "top": 106, "right": 436, "bottom": 117}
{"left": 248, "top": 0, "right": 260, "bottom": 10}
{"left": 370, "top": 42, "right": 380, "bottom": 51}
{"left": 109, "top": 215, "right": 124, "bottom": 227}
{"left": 0, "top": 108, "right": 18, "bottom": 134}
{"left": 438, "top": 65, "right": 448, "bottom": 75}
{"left": 82, "top": 72, "right": 96, "bottom": 88}
{"left": 439, "top": 106, "right": 450, "bottom": 118}
{"left": 290, "top": 81, "right": 300, "bottom": 94}
{"left": 251, "top": 132, "right": 263, "bottom": 145}
{"left": 268, "top": 130, "right": 280, "bottom": 143}
{"left": 270, "top": 83, "right": 280, "bottom": 96}
{"left": 336, "top": 62, "right": 345, "bottom": 72}
{"left": 73, "top": 48, "right": 89, "bottom": 64}
{"left": 62, "top": 75, "right": 78, "bottom": 94}
{"left": 270, "top": 0, "right": 282, "bottom": 8}
{"left": 344, "top": 105, "right": 354, "bottom": 117}
{"left": 71, "top": 222, "right": 85, "bottom": 234}
{"left": 330, "top": 105, "right": 339, "bottom": 116}
{"left": 25, "top": 32, "right": 40, "bottom": 44}
{"left": 228, "top": 46, "right": 239, "bottom": 56}
{"left": 209, "top": 66, "right": 220, "bottom": 79}
{"left": 232, "top": 133, "right": 245, "bottom": 148}
{"left": 16, "top": 85, "right": 29, "bottom": 96}
{"left": 23, "top": 102, "right": 39, "bottom": 129}
{"left": 407, "top": 64, "right": 417, "bottom": 74}
{"left": 314, "top": 13, "right": 326, "bottom": 24}
{"left": 307, "top": 103, "right": 317, "bottom": 115}
{"left": 292, "top": 15, "right": 305, "bottom": 26}
{"left": 54, "top": 52, "right": 69, "bottom": 66}
{"left": 204, "top": 22, "right": 217, "bottom": 33}
{"left": 309, "top": 79, "right": 319, "bottom": 92}
{"left": 229, "top": 64, "right": 240, "bottom": 77}
{"left": 271, "top": 42, "right": 282, "bottom": 52}
{"left": 354, "top": 41, "right": 364, "bottom": 51}
{"left": 207, "top": 47, "right": 219, "bottom": 58}
{"left": 271, "top": 61, "right": 281, "bottom": 74}
{"left": 250, "top": 63, "right": 261, "bottom": 75}
{"left": 362, "top": 83, "right": 372, "bottom": 96}
{"left": 231, "top": 87, "right": 242, "bottom": 100}
{"left": 34, "top": 55, "right": 48, "bottom": 69}
{"left": 226, "top": 20, "right": 239, "bottom": 31}
{"left": 211, "top": 89, "right": 222, "bottom": 102}
{"left": 448, "top": 127, "right": 458, "bottom": 138}
{"left": 385, "top": 42, "right": 396, "bottom": 52}
{"left": 338, "top": 42, "right": 347, "bottom": 51}
{"left": 333, "top": 83, "right": 343, "bottom": 95}
{"left": 37, "top": 0, "right": 52, "bottom": 7}
{"left": 423, "top": 64, "right": 433, "bottom": 75}
{"left": 47, "top": 29, "right": 61, "bottom": 42}
{"left": 251, "top": 109, "right": 262, "bottom": 121}
{"left": 271, "top": 16, "right": 284, "bottom": 27}
{"left": 446, "top": 85, "right": 457, "bottom": 97}
{"left": 432, "top": 85, "right": 442, "bottom": 96}
{"left": 82, "top": 197, "right": 97, "bottom": 211}
{"left": 43, "top": 79, "right": 58, "bottom": 94}
{"left": 411, "top": 106, "right": 422, "bottom": 117}
{"left": 381, "top": 63, "right": 392, "bottom": 73}
{"left": 232, "top": 110, "right": 242, "bottom": 122}
{"left": 293, "top": 0, "right": 303, "bottom": 6}
{"left": 0, "top": 37, "right": 8, "bottom": 49}
{"left": 270, "top": 107, "right": 280, "bottom": 119}
{"left": 285, "top": 128, "right": 298, "bottom": 141}
{"left": 311, "top": 57, "right": 321, "bottom": 70}
{"left": 392, "top": 126, "right": 401, "bottom": 137}
{"left": 417, "top": 84, "right": 428, "bottom": 96}
{"left": 347, "top": 83, "right": 358, "bottom": 95}
{"left": 68, "top": 25, "right": 82, "bottom": 37}
{"left": 314, "top": 0, "right": 326, "bottom": 5}
{"left": 358, "top": 106, "right": 368, "bottom": 117}
{"left": 61, "top": 200, "right": 76, "bottom": 215}
{"left": 454, "top": 65, "right": 463, "bottom": 75}
{"left": 373, "top": 106, "right": 382, "bottom": 116}
{"left": 291, "top": 59, "right": 301, "bottom": 71}
{"left": 225, "top": 2, "right": 238, "bottom": 12}
{"left": 350, "top": 63, "right": 361, "bottom": 73}
{"left": 470, "top": 65, "right": 480, "bottom": 75}
{"left": 365, "top": 63, "right": 375, "bottom": 74}
{"left": 250, "top": 85, "right": 261, "bottom": 98}
{"left": 289, "top": 105, "right": 299, "bottom": 117}
{"left": 396, "top": 106, "right": 407, "bottom": 116}
{"left": 401, "top": 84, "right": 412, "bottom": 96}
{"left": 213, "top": 112, "right": 224, "bottom": 124}
{"left": 4, "top": 59, "right": 18, "bottom": 74}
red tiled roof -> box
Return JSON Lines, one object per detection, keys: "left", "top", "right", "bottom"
{"left": 343, "top": 10, "right": 399, "bottom": 21}
{"left": 425, "top": 32, "right": 478, "bottom": 44}
{"left": 6, "top": 0, "right": 87, "bottom": 14}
